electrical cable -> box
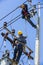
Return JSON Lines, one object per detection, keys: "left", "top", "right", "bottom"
{"left": 0, "top": 1, "right": 27, "bottom": 21}
{"left": 0, "top": 4, "right": 43, "bottom": 31}
{"left": 0, "top": 1, "right": 40, "bottom": 22}
{"left": 0, "top": 14, "right": 21, "bottom": 31}
{"left": 0, "top": 2, "right": 39, "bottom": 30}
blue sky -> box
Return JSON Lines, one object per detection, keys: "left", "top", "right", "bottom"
{"left": 0, "top": 0, "right": 43, "bottom": 65}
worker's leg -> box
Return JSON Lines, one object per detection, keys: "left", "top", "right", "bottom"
{"left": 16, "top": 44, "right": 23, "bottom": 63}
{"left": 16, "top": 49, "right": 22, "bottom": 63}
{"left": 13, "top": 47, "right": 18, "bottom": 60}
{"left": 26, "top": 18, "right": 37, "bottom": 29}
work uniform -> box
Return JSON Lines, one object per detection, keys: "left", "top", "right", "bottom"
{"left": 21, "top": 4, "right": 37, "bottom": 29}
{"left": 13, "top": 34, "right": 26, "bottom": 63}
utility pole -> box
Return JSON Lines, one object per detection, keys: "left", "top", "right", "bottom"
{"left": 35, "top": 2, "right": 40, "bottom": 65}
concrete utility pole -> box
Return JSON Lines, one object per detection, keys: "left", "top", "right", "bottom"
{"left": 35, "top": 2, "right": 40, "bottom": 65}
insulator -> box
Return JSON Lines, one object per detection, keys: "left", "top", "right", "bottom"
{"left": 33, "top": 5, "right": 36, "bottom": 9}
{"left": 4, "top": 32, "right": 8, "bottom": 41}
{"left": 3, "top": 22, "right": 7, "bottom": 28}
{"left": 11, "top": 29, "right": 15, "bottom": 34}
{"left": 5, "top": 50, "right": 10, "bottom": 57}
{"left": 30, "top": 9, "right": 37, "bottom": 17}
{"left": 6, "top": 32, "right": 8, "bottom": 36}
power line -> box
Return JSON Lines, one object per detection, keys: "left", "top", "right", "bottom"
{"left": 8, "top": 16, "right": 21, "bottom": 26}
{"left": 8, "top": 14, "right": 21, "bottom": 24}
{"left": 0, "top": 14, "right": 21, "bottom": 31}
{"left": 0, "top": 6, "right": 43, "bottom": 31}
{"left": 0, "top": 1, "right": 27, "bottom": 21}
{"left": 0, "top": 1, "right": 40, "bottom": 22}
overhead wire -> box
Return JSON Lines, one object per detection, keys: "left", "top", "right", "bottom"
{"left": 0, "top": 14, "right": 21, "bottom": 31}
{"left": 0, "top": 1, "right": 42, "bottom": 22}
{"left": 0, "top": 2, "right": 43, "bottom": 31}
{"left": 0, "top": 0, "right": 27, "bottom": 31}
{"left": 0, "top": 1, "right": 42, "bottom": 62}
{"left": 0, "top": 1, "right": 41, "bottom": 22}
{"left": 0, "top": 1, "right": 27, "bottom": 22}
{"left": 0, "top": 6, "right": 43, "bottom": 31}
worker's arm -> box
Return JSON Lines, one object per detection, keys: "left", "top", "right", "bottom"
{"left": 21, "top": 10, "right": 25, "bottom": 18}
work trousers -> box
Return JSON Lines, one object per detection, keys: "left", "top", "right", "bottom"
{"left": 13, "top": 43, "right": 23, "bottom": 63}
{"left": 25, "top": 16, "right": 37, "bottom": 29}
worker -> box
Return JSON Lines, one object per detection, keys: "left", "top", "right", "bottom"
{"left": 13, "top": 31, "right": 33, "bottom": 64}
{"left": 20, "top": 4, "right": 37, "bottom": 29}
{"left": 13, "top": 31, "right": 27, "bottom": 64}
{"left": 1, "top": 31, "right": 34, "bottom": 64}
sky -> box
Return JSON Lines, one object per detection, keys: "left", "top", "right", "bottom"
{"left": 0, "top": 0, "right": 43, "bottom": 65}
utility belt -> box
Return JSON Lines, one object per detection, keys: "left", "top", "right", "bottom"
{"left": 14, "top": 40, "right": 33, "bottom": 52}
{"left": 25, "top": 14, "right": 30, "bottom": 20}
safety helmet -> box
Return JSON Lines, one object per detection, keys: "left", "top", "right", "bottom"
{"left": 18, "top": 31, "right": 23, "bottom": 35}
{"left": 20, "top": 4, "right": 25, "bottom": 8}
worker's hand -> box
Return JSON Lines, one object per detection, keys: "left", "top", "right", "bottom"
{"left": 15, "top": 40, "right": 18, "bottom": 44}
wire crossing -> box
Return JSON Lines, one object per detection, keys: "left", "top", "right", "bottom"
{"left": 0, "top": 1, "right": 27, "bottom": 21}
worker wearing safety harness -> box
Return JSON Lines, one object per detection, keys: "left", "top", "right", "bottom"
{"left": 1, "top": 30, "right": 34, "bottom": 64}
{"left": 13, "top": 31, "right": 33, "bottom": 64}
{"left": 20, "top": 4, "right": 37, "bottom": 29}
{"left": 13, "top": 31, "right": 26, "bottom": 64}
